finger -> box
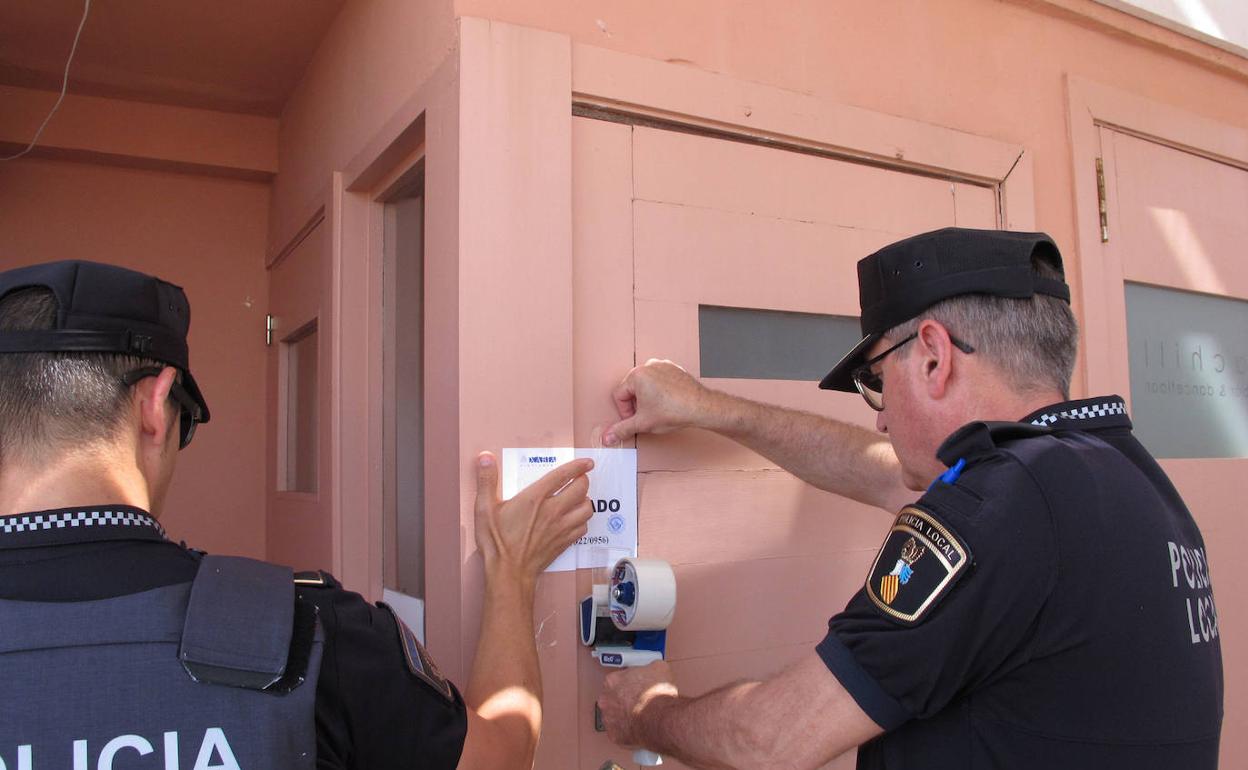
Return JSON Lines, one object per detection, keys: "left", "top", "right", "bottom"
{"left": 557, "top": 501, "right": 593, "bottom": 540}
{"left": 611, "top": 373, "right": 639, "bottom": 419}
{"left": 548, "top": 479, "right": 591, "bottom": 522}
{"left": 529, "top": 457, "right": 594, "bottom": 498}
{"left": 571, "top": 498, "right": 594, "bottom": 523}
{"left": 474, "top": 452, "right": 500, "bottom": 518}
{"left": 547, "top": 520, "right": 589, "bottom": 562}
{"left": 566, "top": 520, "right": 590, "bottom": 543}
{"left": 556, "top": 499, "right": 592, "bottom": 536}
{"left": 603, "top": 415, "right": 642, "bottom": 447}
{"left": 553, "top": 472, "right": 590, "bottom": 502}
{"left": 553, "top": 496, "right": 593, "bottom": 532}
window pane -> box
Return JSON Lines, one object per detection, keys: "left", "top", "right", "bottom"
{"left": 1125, "top": 282, "right": 1248, "bottom": 458}
{"left": 699, "top": 305, "right": 861, "bottom": 381}
{"left": 284, "top": 322, "right": 318, "bottom": 492}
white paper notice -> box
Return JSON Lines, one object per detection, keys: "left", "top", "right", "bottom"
{"left": 501, "top": 447, "right": 638, "bottom": 572}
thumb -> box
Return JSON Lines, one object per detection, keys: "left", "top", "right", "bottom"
{"left": 603, "top": 415, "right": 642, "bottom": 447}
{"left": 474, "top": 452, "right": 500, "bottom": 516}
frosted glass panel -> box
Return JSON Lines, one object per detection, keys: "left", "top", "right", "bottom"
{"left": 1126, "top": 282, "right": 1248, "bottom": 458}
{"left": 699, "top": 305, "right": 861, "bottom": 381}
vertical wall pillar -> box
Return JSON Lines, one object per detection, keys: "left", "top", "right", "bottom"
{"left": 455, "top": 17, "right": 577, "bottom": 764}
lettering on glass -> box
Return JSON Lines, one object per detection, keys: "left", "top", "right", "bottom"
{"left": 1125, "top": 282, "right": 1248, "bottom": 458}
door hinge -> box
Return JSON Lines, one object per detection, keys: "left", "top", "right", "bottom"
{"left": 266, "top": 314, "right": 274, "bottom": 347}
{"left": 1095, "top": 157, "right": 1109, "bottom": 243}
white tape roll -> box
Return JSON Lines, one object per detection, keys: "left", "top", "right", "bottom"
{"left": 609, "top": 558, "right": 677, "bottom": 631}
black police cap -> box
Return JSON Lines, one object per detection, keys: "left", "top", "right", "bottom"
{"left": 0, "top": 260, "right": 211, "bottom": 422}
{"left": 819, "top": 227, "right": 1071, "bottom": 392}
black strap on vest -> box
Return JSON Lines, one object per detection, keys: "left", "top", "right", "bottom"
{"left": 179, "top": 555, "right": 295, "bottom": 690}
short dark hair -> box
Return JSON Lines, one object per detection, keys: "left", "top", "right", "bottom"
{"left": 0, "top": 287, "right": 164, "bottom": 462}
{"left": 886, "top": 253, "right": 1079, "bottom": 397}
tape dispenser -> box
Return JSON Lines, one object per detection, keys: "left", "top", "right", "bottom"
{"left": 582, "top": 557, "right": 677, "bottom": 767}
{"left": 580, "top": 557, "right": 677, "bottom": 667}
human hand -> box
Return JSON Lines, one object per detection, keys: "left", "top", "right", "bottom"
{"left": 473, "top": 452, "right": 594, "bottom": 582}
{"left": 597, "top": 661, "right": 679, "bottom": 747}
{"left": 603, "top": 359, "right": 717, "bottom": 446}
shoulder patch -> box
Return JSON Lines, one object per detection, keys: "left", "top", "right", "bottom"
{"left": 378, "top": 602, "right": 454, "bottom": 703}
{"left": 865, "top": 505, "right": 972, "bottom": 625}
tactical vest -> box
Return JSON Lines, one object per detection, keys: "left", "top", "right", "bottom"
{"left": 0, "top": 555, "right": 322, "bottom": 770}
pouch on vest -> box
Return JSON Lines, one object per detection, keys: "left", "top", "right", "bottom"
{"left": 0, "top": 555, "right": 323, "bottom": 768}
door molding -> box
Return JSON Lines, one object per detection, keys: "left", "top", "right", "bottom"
{"left": 571, "top": 41, "right": 1035, "bottom": 231}
{"left": 332, "top": 52, "right": 463, "bottom": 677}
{"left": 266, "top": 207, "right": 325, "bottom": 270}
{"left": 1066, "top": 75, "right": 1248, "bottom": 396}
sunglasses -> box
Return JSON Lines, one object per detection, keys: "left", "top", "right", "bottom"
{"left": 122, "top": 367, "right": 204, "bottom": 450}
{"left": 851, "top": 333, "right": 976, "bottom": 412}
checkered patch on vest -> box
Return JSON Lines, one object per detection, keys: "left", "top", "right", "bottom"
{"left": 865, "top": 505, "right": 972, "bottom": 625}
{"left": 379, "top": 603, "right": 453, "bottom": 702}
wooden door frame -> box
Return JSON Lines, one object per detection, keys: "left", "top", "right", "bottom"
{"left": 1066, "top": 75, "right": 1248, "bottom": 398}
{"left": 332, "top": 53, "right": 462, "bottom": 676}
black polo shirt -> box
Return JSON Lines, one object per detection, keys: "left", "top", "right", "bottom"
{"left": 0, "top": 509, "right": 467, "bottom": 770}
{"left": 818, "top": 396, "right": 1223, "bottom": 768}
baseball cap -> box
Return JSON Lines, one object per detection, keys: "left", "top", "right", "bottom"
{"left": 819, "top": 228, "right": 1071, "bottom": 392}
{"left": 0, "top": 260, "right": 211, "bottom": 424}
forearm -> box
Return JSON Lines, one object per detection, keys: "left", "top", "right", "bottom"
{"left": 464, "top": 568, "right": 542, "bottom": 761}
{"left": 636, "top": 682, "right": 773, "bottom": 770}
{"left": 700, "top": 390, "right": 908, "bottom": 511}
{"left": 625, "top": 655, "right": 879, "bottom": 770}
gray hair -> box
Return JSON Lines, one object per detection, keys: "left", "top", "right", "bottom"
{"left": 886, "top": 257, "right": 1078, "bottom": 397}
{"left": 0, "top": 287, "right": 163, "bottom": 462}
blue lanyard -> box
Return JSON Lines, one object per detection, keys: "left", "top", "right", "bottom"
{"left": 927, "top": 457, "right": 966, "bottom": 491}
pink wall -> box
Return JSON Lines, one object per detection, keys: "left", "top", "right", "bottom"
{"left": 271, "top": 0, "right": 455, "bottom": 252}
{"left": 0, "top": 157, "right": 271, "bottom": 558}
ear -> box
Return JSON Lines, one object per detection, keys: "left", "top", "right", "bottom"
{"left": 915, "top": 319, "right": 955, "bottom": 400}
{"left": 135, "top": 366, "right": 180, "bottom": 448}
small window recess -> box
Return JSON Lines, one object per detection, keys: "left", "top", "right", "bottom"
{"left": 279, "top": 320, "right": 319, "bottom": 494}
{"left": 698, "top": 305, "right": 862, "bottom": 381}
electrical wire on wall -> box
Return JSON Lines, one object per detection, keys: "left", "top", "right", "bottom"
{"left": 1, "top": 0, "right": 93, "bottom": 162}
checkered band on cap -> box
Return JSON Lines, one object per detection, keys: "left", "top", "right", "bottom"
{"left": 0, "top": 509, "right": 165, "bottom": 537}
{"left": 1029, "top": 399, "right": 1127, "bottom": 427}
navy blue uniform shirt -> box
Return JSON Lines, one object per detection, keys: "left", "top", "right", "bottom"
{"left": 0, "top": 509, "right": 467, "bottom": 769}
{"left": 817, "top": 396, "right": 1223, "bottom": 769}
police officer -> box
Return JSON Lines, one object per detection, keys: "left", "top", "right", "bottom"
{"left": 595, "top": 228, "right": 1223, "bottom": 768}
{"left": 0, "top": 260, "right": 594, "bottom": 769}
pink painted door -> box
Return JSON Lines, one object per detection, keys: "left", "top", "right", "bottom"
{"left": 265, "top": 216, "right": 334, "bottom": 572}
{"left": 1097, "top": 127, "right": 1248, "bottom": 766}
{"left": 570, "top": 116, "right": 999, "bottom": 769}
